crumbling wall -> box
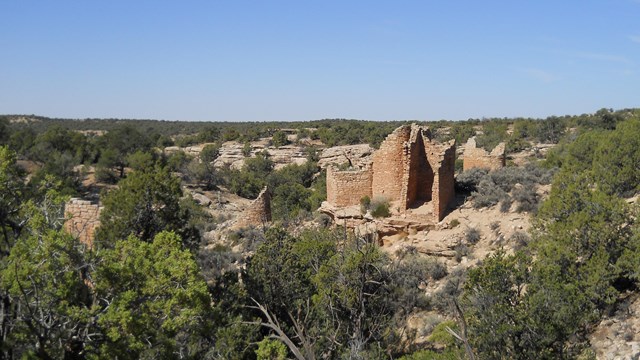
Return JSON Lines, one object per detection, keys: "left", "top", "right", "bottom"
{"left": 64, "top": 198, "right": 102, "bottom": 248}
{"left": 327, "top": 123, "right": 456, "bottom": 222}
{"left": 326, "top": 166, "right": 373, "bottom": 207}
{"left": 236, "top": 187, "right": 272, "bottom": 228}
{"left": 401, "top": 126, "right": 434, "bottom": 209}
{"left": 428, "top": 141, "right": 456, "bottom": 221}
{"left": 372, "top": 126, "right": 412, "bottom": 201}
{"left": 463, "top": 137, "right": 505, "bottom": 171}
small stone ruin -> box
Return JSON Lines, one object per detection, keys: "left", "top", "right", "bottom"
{"left": 326, "top": 124, "right": 456, "bottom": 222}
{"left": 462, "top": 136, "right": 505, "bottom": 171}
{"left": 235, "top": 186, "right": 272, "bottom": 228}
{"left": 64, "top": 198, "right": 102, "bottom": 248}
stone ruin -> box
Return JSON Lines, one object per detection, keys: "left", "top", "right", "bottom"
{"left": 462, "top": 136, "right": 505, "bottom": 171}
{"left": 326, "top": 124, "right": 456, "bottom": 222}
{"left": 64, "top": 198, "right": 102, "bottom": 248}
{"left": 235, "top": 186, "right": 272, "bottom": 228}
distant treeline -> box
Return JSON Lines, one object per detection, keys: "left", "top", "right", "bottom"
{"left": 3, "top": 107, "right": 639, "bottom": 149}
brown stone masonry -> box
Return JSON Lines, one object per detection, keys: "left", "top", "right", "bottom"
{"left": 463, "top": 137, "right": 505, "bottom": 171}
{"left": 326, "top": 166, "right": 373, "bottom": 207}
{"left": 327, "top": 124, "right": 456, "bottom": 222}
{"left": 236, "top": 186, "right": 272, "bottom": 228}
{"left": 64, "top": 198, "right": 102, "bottom": 248}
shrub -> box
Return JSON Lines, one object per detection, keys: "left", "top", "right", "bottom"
{"left": 255, "top": 339, "right": 287, "bottom": 360}
{"left": 510, "top": 231, "right": 530, "bottom": 251}
{"left": 360, "top": 195, "right": 371, "bottom": 214}
{"left": 513, "top": 186, "right": 539, "bottom": 213}
{"left": 315, "top": 213, "right": 332, "bottom": 227}
{"left": 432, "top": 267, "right": 466, "bottom": 311}
{"left": 500, "top": 197, "right": 513, "bottom": 213}
{"left": 370, "top": 196, "right": 391, "bottom": 218}
{"left": 95, "top": 165, "right": 117, "bottom": 184}
{"left": 454, "top": 243, "right": 469, "bottom": 263}
{"left": 449, "top": 219, "right": 460, "bottom": 228}
{"left": 489, "top": 221, "right": 500, "bottom": 231}
{"left": 473, "top": 178, "right": 507, "bottom": 209}
{"left": 428, "top": 261, "right": 448, "bottom": 281}
{"left": 271, "top": 130, "right": 289, "bottom": 148}
{"left": 465, "top": 227, "right": 481, "bottom": 244}
{"left": 454, "top": 158, "right": 464, "bottom": 173}
{"left": 242, "top": 141, "right": 252, "bottom": 157}
{"left": 456, "top": 168, "right": 488, "bottom": 193}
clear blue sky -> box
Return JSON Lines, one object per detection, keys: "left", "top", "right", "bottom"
{"left": 1, "top": 1, "right": 639, "bottom": 121}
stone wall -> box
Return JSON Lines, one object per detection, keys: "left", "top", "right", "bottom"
{"left": 372, "top": 126, "right": 412, "bottom": 201}
{"left": 326, "top": 166, "right": 373, "bottom": 207}
{"left": 429, "top": 141, "right": 456, "bottom": 221}
{"left": 64, "top": 198, "right": 102, "bottom": 248}
{"left": 327, "top": 124, "right": 456, "bottom": 222}
{"left": 402, "top": 126, "right": 434, "bottom": 208}
{"left": 236, "top": 187, "right": 272, "bottom": 228}
{"left": 463, "top": 137, "right": 505, "bottom": 171}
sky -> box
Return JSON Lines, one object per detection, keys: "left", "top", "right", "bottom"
{"left": 1, "top": 1, "right": 639, "bottom": 122}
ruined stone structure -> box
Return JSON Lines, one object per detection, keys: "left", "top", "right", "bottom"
{"left": 326, "top": 124, "right": 456, "bottom": 221}
{"left": 64, "top": 198, "right": 102, "bottom": 248}
{"left": 326, "top": 166, "right": 372, "bottom": 207}
{"left": 463, "top": 137, "right": 506, "bottom": 171}
{"left": 236, "top": 187, "right": 272, "bottom": 228}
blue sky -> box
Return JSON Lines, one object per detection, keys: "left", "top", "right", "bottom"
{"left": 1, "top": 1, "right": 639, "bottom": 121}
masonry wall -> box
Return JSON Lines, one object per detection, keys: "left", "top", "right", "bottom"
{"left": 326, "top": 167, "right": 373, "bottom": 207}
{"left": 429, "top": 142, "right": 456, "bottom": 221}
{"left": 327, "top": 124, "right": 456, "bottom": 222}
{"left": 372, "top": 126, "right": 411, "bottom": 201}
{"left": 236, "top": 187, "right": 272, "bottom": 228}
{"left": 463, "top": 137, "right": 506, "bottom": 171}
{"left": 402, "top": 128, "right": 434, "bottom": 209}
{"left": 64, "top": 198, "right": 102, "bottom": 248}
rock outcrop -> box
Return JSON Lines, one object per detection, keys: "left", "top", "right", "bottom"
{"left": 318, "top": 144, "right": 374, "bottom": 169}
{"left": 590, "top": 294, "right": 640, "bottom": 359}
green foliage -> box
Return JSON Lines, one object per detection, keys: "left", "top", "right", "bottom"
{"left": 455, "top": 167, "right": 488, "bottom": 193}
{"left": 0, "top": 146, "right": 25, "bottom": 254}
{"left": 449, "top": 123, "right": 476, "bottom": 145}
{"left": 271, "top": 182, "right": 312, "bottom": 221}
{"left": 0, "top": 184, "right": 91, "bottom": 359}
{"left": 200, "top": 143, "right": 220, "bottom": 163}
{"left": 255, "top": 338, "right": 288, "bottom": 360}
{"left": 592, "top": 118, "right": 640, "bottom": 196}
{"left": 98, "top": 124, "right": 152, "bottom": 178}
{"left": 165, "top": 150, "right": 192, "bottom": 172}
{"left": 463, "top": 158, "right": 639, "bottom": 358}
{"left": 360, "top": 195, "right": 371, "bottom": 214}
{"left": 242, "top": 141, "right": 252, "bottom": 156}
{"left": 313, "top": 239, "right": 395, "bottom": 355}
{"left": 463, "top": 251, "right": 539, "bottom": 359}
{"left": 125, "top": 149, "right": 156, "bottom": 171}
{"left": 271, "top": 130, "right": 289, "bottom": 148}
{"left": 227, "top": 152, "right": 274, "bottom": 199}
{"left": 535, "top": 115, "right": 566, "bottom": 143}
{"left": 197, "top": 126, "right": 221, "bottom": 143}
{"left": 464, "top": 227, "right": 480, "bottom": 244}
{"left": 476, "top": 120, "right": 508, "bottom": 151}
{"left": 95, "top": 231, "right": 212, "bottom": 358}
{"left": 96, "top": 166, "right": 201, "bottom": 250}
{"left": 0, "top": 117, "right": 8, "bottom": 145}
{"left": 360, "top": 196, "right": 390, "bottom": 218}
{"left": 1, "top": 227, "right": 91, "bottom": 359}
{"left": 535, "top": 170, "right": 634, "bottom": 305}
{"left": 466, "top": 164, "right": 554, "bottom": 212}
